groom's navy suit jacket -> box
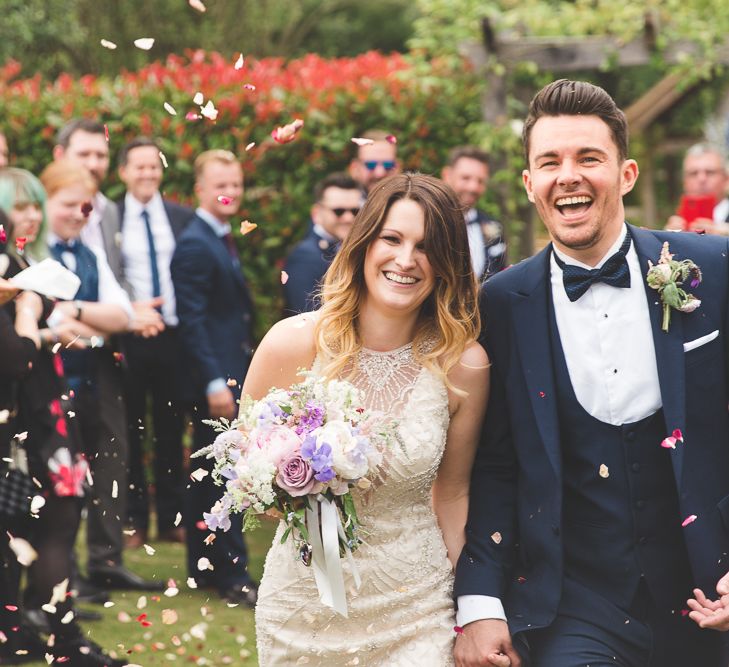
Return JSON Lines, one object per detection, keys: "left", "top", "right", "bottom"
{"left": 454, "top": 224, "right": 729, "bottom": 635}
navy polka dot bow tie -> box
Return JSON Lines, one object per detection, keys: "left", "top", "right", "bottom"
{"left": 553, "top": 231, "right": 632, "bottom": 302}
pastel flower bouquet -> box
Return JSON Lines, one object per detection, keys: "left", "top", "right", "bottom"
{"left": 193, "top": 374, "right": 396, "bottom": 615}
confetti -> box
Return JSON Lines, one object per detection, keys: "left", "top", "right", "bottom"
{"left": 104, "top": 124, "right": 109, "bottom": 142}
{"left": 280, "top": 271, "right": 289, "bottom": 285}
{"left": 193, "top": 92, "right": 204, "bottom": 105}
{"left": 61, "top": 611, "right": 74, "bottom": 624}
{"left": 200, "top": 100, "right": 219, "bottom": 121}
{"left": 385, "top": 134, "right": 397, "bottom": 144}
{"left": 185, "top": 112, "right": 201, "bottom": 121}
{"left": 245, "top": 142, "right": 255, "bottom": 151}
{"left": 190, "top": 622, "right": 208, "bottom": 640}
{"left": 271, "top": 118, "right": 304, "bottom": 144}
{"left": 164, "top": 586, "right": 179, "bottom": 597}
{"left": 80, "top": 201, "right": 93, "bottom": 218}
{"left": 30, "top": 495, "right": 45, "bottom": 515}
{"left": 204, "top": 533, "right": 216, "bottom": 545}
{"left": 143, "top": 544, "right": 156, "bottom": 555}
{"left": 117, "top": 611, "right": 132, "bottom": 623}
{"left": 159, "top": 151, "right": 168, "bottom": 169}
{"left": 197, "top": 557, "right": 213, "bottom": 571}
{"left": 134, "top": 38, "right": 155, "bottom": 51}
{"left": 189, "top": 0, "right": 206, "bottom": 11}
{"left": 163, "top": 102, "right": 177, "bottom": 116}
{"left": 490, "top": 531, "right": 502, "bottom": 544}
{"left": 682, "top": 514, "right": 698, "bottom": 527}
{"left": 234, "top": 54, "right": 244, "bottom": 70}
{"left": 226, "top": 378, "right": 237, "bottom": 387}
{"left": 217, "top": 195, "right": 233, "bottom": 205}
{"left": 243, "top": 83, "right": 256, "bottom": 91}
{"left": 103, "top": 601, "right": 115, "bottom": 608}
{"left": 351, "top": 138, "right": 374, "bottom": 147}
{"left": 190, "top": 468, "right": 208, "bottom": 482}
{"left": 672, "top": 429, "right": 684, "bottom": 442}
{"left": 8, "top": 536, "right": 37, "bottom": 566}
{"left": 100, "top": 39, "right": 117, "bottom": 50}
{"left": 14, "top": 431, "right": 28, "bottom": 443}
{"left": 240, "top": 220, "right": 257, "bottom": 235}
{"left": 162, "top": 609, "right": 178, "bottom": 625}
{"left": 174, "top": 512, "right": 182, "bottom": 527}
{"left": 661, "top": 436, "right": 677, "bottom": 450}
{"left": 111, "top": 480, "right": 118, "bottom": 499}
{"left": 15, "top": 237, "right": 27, "bottom": 253}
{"left": 137, "top": 596, "right": 147, "bottom": 610}
{"left": 599, "top": 464, "right": 609, "bottom": 478}
{"left": 0, "top": 225, "right": 6, "bottom": 244}
{"left": 186, "top": 577, "right": 198, "bottom": 589}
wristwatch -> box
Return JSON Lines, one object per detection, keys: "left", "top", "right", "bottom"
{"left": 74, "top": 300, "right": 83, "bottom": 321}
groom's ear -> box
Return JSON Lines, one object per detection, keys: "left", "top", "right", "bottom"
{"left": 620, "top": 159, "right": 639, "bottom": 196}
{"left": 522, "top": 169, "right": 535, "bottom": 203}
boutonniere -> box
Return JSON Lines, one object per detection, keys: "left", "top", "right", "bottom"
{"left": 646, "top": 242, "right": 702, "bottom": 332}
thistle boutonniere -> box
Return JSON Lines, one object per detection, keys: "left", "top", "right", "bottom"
{"left": 646, "top": 242, "right": 702, "bottom": 332}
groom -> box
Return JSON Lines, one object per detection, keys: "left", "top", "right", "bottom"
{"left": 454, "top": 79, "right": 729, "bottom": 666}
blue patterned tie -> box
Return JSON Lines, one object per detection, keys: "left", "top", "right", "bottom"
{"left": 553, "top": 230, "right": 632, "bottom": 302}
{"left": 141, "top": 209, "right": 161, "bottom": 299}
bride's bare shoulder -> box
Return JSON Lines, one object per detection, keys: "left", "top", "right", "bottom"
{"left": 244, "top": 313, "right": 318, "bottom": 396}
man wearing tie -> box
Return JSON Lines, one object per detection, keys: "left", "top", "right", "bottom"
{"left": 455, "top": 80, "right": 729, "bottom": 666}
{"left": 171, "top": 149, "right": 257, "bottom": 606}
{"left": 116, "top": 137, "right": 194, "bottom": 549}
{"left": 283, "top": 172, "right": 362, "bottom": 313}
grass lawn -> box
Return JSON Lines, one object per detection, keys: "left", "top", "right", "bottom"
{"left": 26, "top": 519, "right": 277, "bottom": 667}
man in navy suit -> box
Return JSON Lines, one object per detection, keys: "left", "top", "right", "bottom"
{"left": 117, "top": 137, "right": 194, "bottom": 549}
{"left": 283, "top": 172, "right": 362, "bottom": 313}
{"left": 454, "top": 80, "right": 729, "bottom": 666}
{"left": 170, "top": 149, "right": 257, "bottom": 606}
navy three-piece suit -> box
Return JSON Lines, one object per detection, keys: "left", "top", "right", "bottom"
{"left": 455, "top": 225, "right": 729, "bottom": 665}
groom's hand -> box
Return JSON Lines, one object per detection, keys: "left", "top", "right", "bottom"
{"left": 454, "top": 619, "right": 521, "bottom": 667}
{"left": 687, "top": 571, "right": 729, "bottom": 631}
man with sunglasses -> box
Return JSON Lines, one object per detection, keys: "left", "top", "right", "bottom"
{"left": 284, "top": 172, "right": 363, "bottom": 313}
{"left": 349, "top": 129, "right": 400, "bottom": 193}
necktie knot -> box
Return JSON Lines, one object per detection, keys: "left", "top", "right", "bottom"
{"left": 54, "top": 240, "right": 78, "bottom": 254}
{"left": 554, "top": 230, "right": 632, "bottom": 302}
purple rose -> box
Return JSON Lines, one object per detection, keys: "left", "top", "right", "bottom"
{"left": 276, "top": 453, "right": 317, "bottom": 497}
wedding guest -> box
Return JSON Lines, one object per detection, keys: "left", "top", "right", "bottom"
{"left": 665, "top": 143, "right": 729, "bottom": 235}
{"left": 442, "top": 146, "right": 507, "bottom": 281}
{"left": 171, "top": 149, "right": 257, "bottom": 606}
{"left": 116, "top": 137, "right": 193, "bottom": 547}
{"left": 349, "top": 129, "right": 400, "bottom": 193}
{"left": 283, "top": 172, "right": 362, "bottom": 313}
{"left": 39, "top": 160, "right": 164, "bottom": 593}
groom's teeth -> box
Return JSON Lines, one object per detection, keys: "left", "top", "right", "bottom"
{"left": 556, "top": 195, "right": 592, "bottom": 206}
{"left": 384, "top": 272, "right": 417, "bottom": 284}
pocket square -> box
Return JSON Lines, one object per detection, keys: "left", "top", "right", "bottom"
{"left": 683, "top": 330, "right": 719, "bottom": 352}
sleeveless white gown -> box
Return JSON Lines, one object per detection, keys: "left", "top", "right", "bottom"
{"left": 254, "top": 343, "right": 456, "bottom": 666}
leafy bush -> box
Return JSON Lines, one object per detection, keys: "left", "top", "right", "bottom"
{"left": 1, "top": 50, "right": 486, "bottom": 334}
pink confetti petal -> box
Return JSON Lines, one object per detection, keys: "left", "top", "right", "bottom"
{"left": 81, "top": 201, "right": 93, "bottom": 218}
{"left": 189, "top": 0, "right": 206, "bottom": 11}
{"left": 100, "top": 39, "right": 117, "bottom": 50}
{"left": 185, "top": 112, "right": 201, "bottom": 121}
{"left": 681, "top": 514, "right": 697, "bottom": 527}
{"left": 672, "top": 429, "right": 684, "bottom": 442}
{"left": 385, "top": 134, "right": 397, "bottom": 144}
{"left": 661, "top": 436, "right": 677, "bottom": 449}
{"left": 217, "top": 196, "right": 233, "bottom": 205}
{"left": 104, "top": 124, "right": 109, "bottom": 142}
{"left": 234, "top": 54, "right": 244, "bottom": 70}
{"left": 280, "top": 270, "right": 289, "bottom": 285}
{"left": 243, "top": 83, "right": 256, "bottom": 91}
{"left": 15, "top": 237, "right": 27, "bottom": 253}
{"left": 351, "top": 137, "right": 374, "bottom": 147}
{"left": 271, "top": 118, "right": 304, "bottom": 144}
{"left": 133, "top": 38, "right": 155, "bottom": 51}
{"left": 0, "top": 225, "right": 6, "bottom": 243}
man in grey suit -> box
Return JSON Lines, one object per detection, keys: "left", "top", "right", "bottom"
{"left": 53, "top": 119, "right": 164, "bottom": 594}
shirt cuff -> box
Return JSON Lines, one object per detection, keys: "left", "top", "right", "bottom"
{"left": 456, "top": 595, "right": 506, "bottom": 626}
{"left": 46, "top": 308, "right": 66, "bottom": 328}
{"left": 206, "top": 378, "right": 228, "bottom": 396}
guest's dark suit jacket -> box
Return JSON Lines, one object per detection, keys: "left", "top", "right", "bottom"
{"left": 170, "top": 215, "right": 254, "bottom": 403}
{"left": 454, "top": 225, "right": 729, "bottom": 636}
{"left": 471, "top": 208, "right": 507, "bottom": 281}
{"left": 283, "top": 227, "right": 337, "bottom": 314}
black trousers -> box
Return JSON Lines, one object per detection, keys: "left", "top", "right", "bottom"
{"left": 184, "top": 401, "right": 252, "bottom": 592}
{"left": 124, "top": 329, "right": 185, "bottom": 534}
{"left": 523, "top": 577, "right": 726, "bottom": 667}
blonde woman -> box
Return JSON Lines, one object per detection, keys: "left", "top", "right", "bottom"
{"left": 245, "top": 173, "right": 490, "bottom": 665}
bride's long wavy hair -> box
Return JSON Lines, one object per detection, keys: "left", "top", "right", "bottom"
{"left": 314, "top": 172, "right": 481, "bottom": 392}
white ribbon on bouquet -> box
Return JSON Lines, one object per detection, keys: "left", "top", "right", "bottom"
{"left": 305, "top": 494, "right": 361, "bottom": 617}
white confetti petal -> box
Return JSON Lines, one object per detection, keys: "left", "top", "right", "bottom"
{"left": 61, "top": 611, "right": 74, "bottom": 624}
{"left": 187, "top": 577, "right": 198, "bottom": 588}
{"left": 9, "top": 536, "right": 37, "bottom": 566}
{"left": 234, "top": 54, "right": 244, "bottom": 70}
{"left": 245, "top": 142, "right": 255, "bottom": 151}
{"left": 0, "top": 409, "right": 9, "bottom": 424}
{"left": 200, "top": 100, "right": 218, "bottom": 121}
{"left": 164, "top": 586, "right": 179, "bottom": 597}
{"left": 134, "top": 38, "right": 155, "bottom": 51}
{"left": 111, "top": 480, "right": 118, "bottom": 499}
{"left": 162, "top": 608, "right": 178, "bottom": 625}
{"left": 163, "top": 102, "right": 177, "bottom": 116}
{"left": 14, "top": 431, "right": 28, "bottom": 443}
{"left": 193, "top": 92, "right": 204, "bottom": 105}
{"left": 143, "top": 544, "right": 156, "bottom": 555}
{"left": 137, "top": 595, "right": 147, "bottom": 610}
{"left": 190, "top": 468, "right": 209, "bottom": 482}
{"left": 100, "top": 39, "right": 117, "bottom": 50}
{"left": 159, "top": 151, "right": 169, "bottom": 169}
{"left": 174, "top": 512, "right": 182, "bottom": 527}
{"left": 197, "top": 557, "right": 213, "bottom": 571}
{"left": 30, "top": 495, "right": 46, "bottom": 515}
{"left": 351, "top": 137, "right": 374, "bottom": 146}
{"left": 103, "top": 601, "right": 115, "bottom": 608}
{"left": 189, "top": 0, "right": 207, "bottom": 11}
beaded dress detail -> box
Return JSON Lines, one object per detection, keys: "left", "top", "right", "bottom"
{"left": 255, "top": 343, "right": 455, "bottom": 666}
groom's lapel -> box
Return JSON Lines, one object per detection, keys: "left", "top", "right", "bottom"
{"left": 631, "top": 225, "right": 686, "bottom": 486}
{"left": 511, "top": 246, "right": 562, "bottom": 479}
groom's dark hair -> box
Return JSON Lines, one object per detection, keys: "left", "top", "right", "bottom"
{"left": 522, "top": 79, "right": 629, "bottom": 164}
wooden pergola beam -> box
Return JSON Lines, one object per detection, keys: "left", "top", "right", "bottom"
{"left": 624, "top": 72, "right": 697, "bottom": 132}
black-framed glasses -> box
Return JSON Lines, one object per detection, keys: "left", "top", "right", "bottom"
{"left": 325, "top": 207, "right": 360, "bottom": 217}
{"left": 363, "top": 160, "right": 396, "bottom": 171}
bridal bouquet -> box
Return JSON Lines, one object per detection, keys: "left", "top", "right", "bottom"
{"left": 193, "top": 374, "right": 396, "bottom": 616}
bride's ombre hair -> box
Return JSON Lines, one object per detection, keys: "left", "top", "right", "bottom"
{"left": 314, "top": 172, "right": 481, "bottom": 392}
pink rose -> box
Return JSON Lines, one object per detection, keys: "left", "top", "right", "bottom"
{"left": 257, "top": 425, "right": 302, "bottom": 465}
{"left": 276, "top": 454, "right": 317, "bottom": 497}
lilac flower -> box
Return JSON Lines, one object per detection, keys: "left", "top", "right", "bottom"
{"left": 301, "top": 436, "right": 335, "bottom": 482}
{"left": 296, "top": 402, "right": 325, "bottom": 435}
{"left": 203, "top": 498, "right": 232, "bottom": 532}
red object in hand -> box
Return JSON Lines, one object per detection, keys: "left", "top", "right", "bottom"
{"left": 677, "top": 194, "right": 716, "bottom": 229}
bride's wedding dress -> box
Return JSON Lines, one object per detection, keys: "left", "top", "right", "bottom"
{"left": 255, "top": 343, "right": 456, "bottom": 665}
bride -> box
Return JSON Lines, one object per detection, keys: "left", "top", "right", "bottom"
{"left": 243, "top": 173, "right": 490, "bottom": 665}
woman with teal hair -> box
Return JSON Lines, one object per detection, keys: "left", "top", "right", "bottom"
{"left": 0, "top": 167, "right": 48, "bottom": 263}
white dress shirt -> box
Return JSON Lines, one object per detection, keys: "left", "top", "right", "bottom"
{"left": 714, "top": 197, "right": 729, "bottom": 229}
{"left": 465, "top": 208, "right": 487, "bottom": 279}
{"left": 79, "top": 191, "right": 108, "bottom": 254}
{"left": 46, "top": 231, "right": 132, "bottom": 324}
{"left": 121, "top": 192, "right": 178, "bottom": 325}
{"left": 456, "top": 225, "right": 663, "bottom": 627}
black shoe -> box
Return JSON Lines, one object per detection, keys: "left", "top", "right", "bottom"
{"left": 88, "top": 565, "right": 165, "bottom": 591}
{"left": 219, "top": 581, "right": 258, "bottom": 608}
{"left": 71, "top": 574, "right": 110, "bottom": 605}
{"left": 52, "top": 636, "right": 127, "bottom": 667}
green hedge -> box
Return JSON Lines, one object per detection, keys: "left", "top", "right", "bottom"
{"left": 1, "top": 50, "right": 487, "bottom": 334}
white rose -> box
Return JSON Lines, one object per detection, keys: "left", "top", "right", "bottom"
{"left": 316, "top": 420, "right": 368, "bottom": 479}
